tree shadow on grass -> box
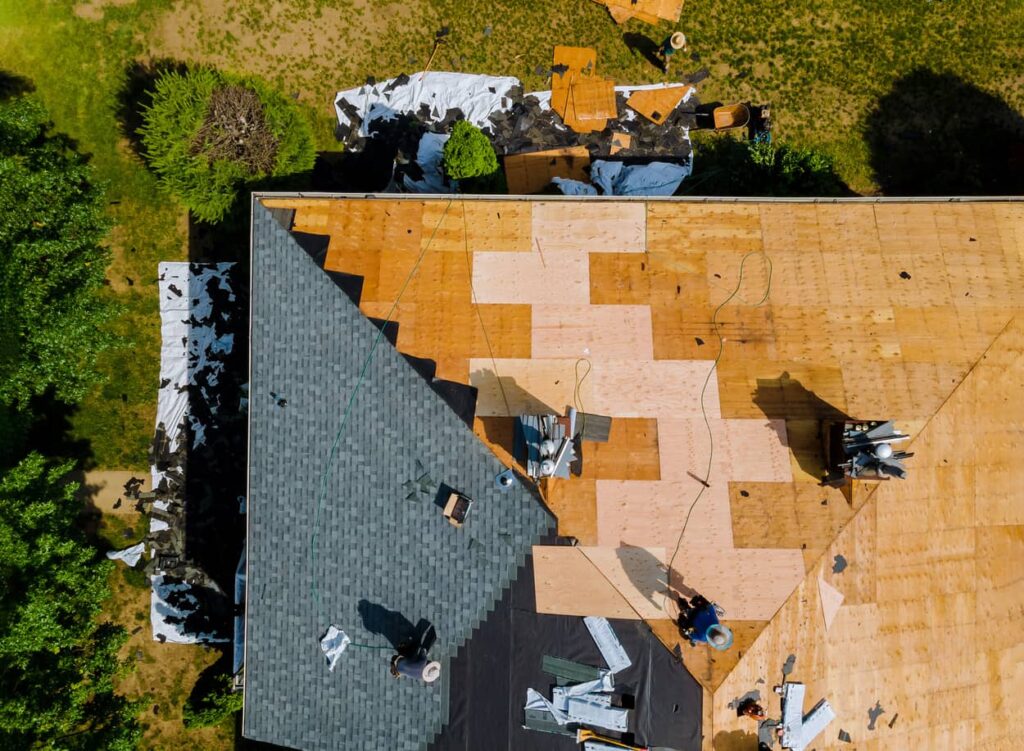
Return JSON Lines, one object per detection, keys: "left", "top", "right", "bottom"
{"left": 114, "top": 58, "right": 189, "bottom": 160}
{"left": 865, "top": 69, "right": 1024, "bottom": 195}
{"left": 0, "top": 70, "right": 35, "bottom": 102}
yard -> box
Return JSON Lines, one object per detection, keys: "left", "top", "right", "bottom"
{"left": 1, "top": 0, "right": 1021, "bottom": 745}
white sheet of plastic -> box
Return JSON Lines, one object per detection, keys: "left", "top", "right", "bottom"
{"left": 150, "top": 262, "right": 235, "bottom": 644}
{"left": 403, "top": 132, "right": 454, "bottom": 193}
{"left": 525, "top": 688, "right": 570, "bottom": 726}
{"left": 591, "top": 159, "right": 691, "bottom": 196}
{"left": 584, "top": 616, "right": 632, "bottom": 673}
{"left": 151, "top": 574, "right": 227, "bottom": 644}
{"left": 320, "top": 625, "right": 351, "bottom": 672}
{"left": 106, "top": 542, "right": 145, "bottom": 568}
{"left": 335, "top": 72, "right": 519, "bottom": 138}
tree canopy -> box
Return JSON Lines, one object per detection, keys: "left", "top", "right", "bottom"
{"left": 0, "top": 95, "right": 114, "bottom": 408}
{"left": 0, "top": 453, "right": 139, "bottom": 750}
{"left": 139, "top": 68, "right": 316, "bottom": 222}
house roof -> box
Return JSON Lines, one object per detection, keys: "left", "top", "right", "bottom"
{"left": 252, "top": 194, "right": 1024, "bottom": 750}
{"left": 243, "top": 204, "right": 553, "bottom": 751}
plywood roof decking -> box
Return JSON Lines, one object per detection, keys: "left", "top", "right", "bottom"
{"left": 711, "top": 316, "right": 1024, "bottom": 751}
{"left": 590, "top": 0, "right": 684, "bottom": 25}
{"left": 504, "top": 145, "right": 591, "bottom": 195}
{"left": 268, "top": 196, "right": 1024, "bottom": 715}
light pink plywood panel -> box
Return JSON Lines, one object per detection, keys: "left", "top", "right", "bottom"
{"left": 533, "top": 201, "right": 646, "bottom": 253}
{"left": 532, "top": 304, "right": 654, "bottom": 360}
{"left": 672, "top": 544, "right": 805, "bottom": 620}
{"left": 658, "top": 418, "right": 792, "bottom": 483}
{"left": 596, "top": 480, "right": 733, "bottom": 549}
{"left": 471, "top": 250, "right": 590, "bottom": 304}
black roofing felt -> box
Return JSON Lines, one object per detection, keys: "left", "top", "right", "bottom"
{"left": 432, "top": 553, "right": 703, "bottom": 751}
{"left": 243, "top": 203, "right": 554, "bottom": 751}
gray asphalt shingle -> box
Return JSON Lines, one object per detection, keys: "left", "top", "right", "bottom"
{"left": 243, "top": 202, "right": 553, "bottom": 751}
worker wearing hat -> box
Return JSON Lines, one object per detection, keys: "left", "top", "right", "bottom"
{"left": 659, "top": 31, "right": 687, "bottom": 73}
{"left": 677, "top": 593, "right": 733, "bottom": 650}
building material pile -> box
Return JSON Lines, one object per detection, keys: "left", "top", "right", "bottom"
{"left": 590, "top": 0, "right": 683, "bottom": 25}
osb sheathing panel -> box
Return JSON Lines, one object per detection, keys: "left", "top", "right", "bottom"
{"left": 711, "top": 317, "right": 1024, "bottom": 751}
{"left": 504, "top": 146, "right": 590, "bottom": 196}
{"left": 532, "top": 545, "right": 636, "bottom": 619}
{"left": 541, "top": 477, "right": 598, "bottom": 544}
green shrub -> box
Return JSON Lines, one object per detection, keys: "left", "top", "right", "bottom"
{"left": 183, "top": 673, "right": 242, "bottom": 729}
{"left": 684, "top": 135, "right": 850, "bottom": 197}
{"left": 442, "top": 120, "right": 499, "bottom": 182}
{"left": 139, "top": 68, "right": 315, "bottom": 222}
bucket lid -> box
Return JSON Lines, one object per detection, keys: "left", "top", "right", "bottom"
{"left": 670, "top": 32, "right": 687, "bottom": 50}
{"left": 423, "top": 661, "right": 442, "bottom": 683}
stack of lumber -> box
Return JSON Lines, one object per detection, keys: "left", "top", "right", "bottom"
{"left": 551, "top": 46, "right": 617, "bottom": 133}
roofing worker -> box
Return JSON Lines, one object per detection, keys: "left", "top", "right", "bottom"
{"left": 677, "top": 593, "right": 733, "bottom": 650}
{"left": 659, "top": 31, "right": 687, "bottom": 73}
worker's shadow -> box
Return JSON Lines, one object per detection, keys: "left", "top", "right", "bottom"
{"left": 612, "top": 544, "right": 684, "bottom": 618}
{"left": 357, "top": 600, "right": 436, "bottom": 656}
{"left": 623, "top": 33, "right": 663, "bottom": 72}
{"left": 753, "top": 371, "right": 850, "bottom": 481}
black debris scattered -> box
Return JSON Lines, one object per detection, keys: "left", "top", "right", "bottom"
{"left": 832, "top": 554, "right": 848, "bottom": 574}
{"left": 867, "top": 701, "right": 885, "bottom": 730}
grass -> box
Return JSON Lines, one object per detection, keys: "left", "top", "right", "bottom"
{"left": 2, "top": 0, "right": 1022, "bottom": 748}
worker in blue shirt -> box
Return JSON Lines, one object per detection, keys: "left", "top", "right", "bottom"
{"left": 677, "top": 593, "right": 733, "bottom": 650}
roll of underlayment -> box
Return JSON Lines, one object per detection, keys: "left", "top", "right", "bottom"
{"left": 394, "top": 655, "right": 442, "bottom": 683}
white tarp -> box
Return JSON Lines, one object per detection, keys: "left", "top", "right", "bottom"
{"left": 403, "top": 132, "right": 454, "bottom": 193}
{"left": 150, "top": 262, "right": 235, "bottom": 644}
{"left": 106, "top": 542, "right": 145, "bottom": 568}
{"left": 151, "top": 575, "right": 226, "bottom": 644}
{"left": 320, "top": 626, "right": 351, "bottom": 672}
{"left": 335, "top": 72, "right": 519, "bottom": 138}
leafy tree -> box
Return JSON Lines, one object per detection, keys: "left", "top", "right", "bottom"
{"left": 0, "top": 95, "right": 114, "bottom": 409}
{"left": 683, "top": 136, "right": 851, "bottom": 196}
{"left": 182, "top": 673, "right": 242, "bottom": 729}
{"left": 0, "top": 453, "right": 140, "bottom": 749}
{"left": 139, "top": 68, "right": 316, "bottom": 222}
{"left": 442, "top": 120, "right": 499, "bottom": 181}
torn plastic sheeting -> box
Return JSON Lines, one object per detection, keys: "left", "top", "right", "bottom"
{"left": 320, "top": 625, "right": 351, "bottom": 672}
{"left": 584, "top": 616, "right": 632, "bottom": 673}
{"left": 525, "top": 688, "right": 570, "bottom": 726}
{"left": 590, "top": 160, "right": 690, "bottom": 196}
{"left": 335, "top": 72, "right": 520, "bottom": 138}
{"left": 403, "top": 132, "right": 455, "bottom": 194}
{"left": 106, "top": 542, "right": 145, "bottom": 568}
{"left": 150, "top": 575, "right": 228, "bottom": 644}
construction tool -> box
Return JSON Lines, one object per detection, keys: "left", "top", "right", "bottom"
{"left": 420, "top": 27, "right": 450, "bottom": 80}
{"left": 576, "top": 728, "right": 648, "bottom": 750}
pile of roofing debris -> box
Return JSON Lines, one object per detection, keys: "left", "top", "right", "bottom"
{"left": 333, "top": 49, "right": 706, "bottom": 196}
{"left": 107, "top": 263, "right": 243, "bottom": 645}
{"left": 524, "top": 617, "right": 638, "bottom": 749}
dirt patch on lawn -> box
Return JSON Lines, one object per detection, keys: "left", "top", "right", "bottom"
{"left": 103, "top": 562, "right": 231, "bottom": 750}
{"left": 148, "top": 0, "right": 439, "bottom": 109}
